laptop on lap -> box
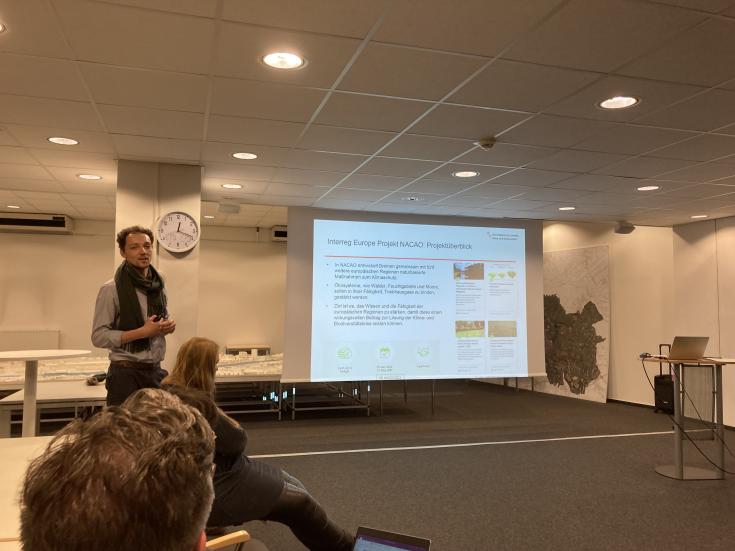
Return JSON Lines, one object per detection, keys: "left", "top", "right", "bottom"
{"left": 353, "top": 526, "right": 431, "bottom": 551}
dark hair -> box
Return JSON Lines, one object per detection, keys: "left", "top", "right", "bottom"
{"left": 20, "top": 389, "right": 215, "bottom": 551}
{"left": 116, "top": 225, "right": 154, "bottom": 250}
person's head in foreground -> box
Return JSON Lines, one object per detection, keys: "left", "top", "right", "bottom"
{"left": 164, "top": 336, "right": 219, "bottom": 396}
{"left": 20, "top": 389, "right": 215, "bottom": 551}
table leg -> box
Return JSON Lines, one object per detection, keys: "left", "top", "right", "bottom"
{"left": 716, "top": 365, "right": 725, "bottom": 480}
{"left": 22, "top": 360, "right": 39, "bottom": 437}
{"left": 0, "top": 409, "right": 10, "bottom": 438}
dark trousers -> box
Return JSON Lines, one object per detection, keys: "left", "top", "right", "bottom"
{"left": 105, "top": 363, "right": 167, "bottom": 406}
{"left": 263, "top": 473, "right": 355, "bottom": 551}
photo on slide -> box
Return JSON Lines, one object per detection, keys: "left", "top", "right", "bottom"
{"left": 455, "top": 320, "right": 485, "bottom": 338}
{"left": 453, "top": 262, "right": 484, "bottom": 280}
{"left": 488, "top": 320, "right": 517, "bottom": 338}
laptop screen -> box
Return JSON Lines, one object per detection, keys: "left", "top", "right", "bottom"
{"left": 353, "top": 527, "right": 430, "bottom": 551}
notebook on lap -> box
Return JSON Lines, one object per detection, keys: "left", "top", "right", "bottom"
{"left": 353, "top": 526, "right": 431, "bottom": 551}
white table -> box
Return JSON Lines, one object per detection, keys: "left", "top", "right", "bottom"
{"left": 0, "top": 351, "right": 90, "bottom": 437}
{"left": 0, "top": 436, "right": 53, "bottom": 548}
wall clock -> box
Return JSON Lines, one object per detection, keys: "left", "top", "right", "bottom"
{"left": 156, "top": 211, "right": 200, "bottom": 253}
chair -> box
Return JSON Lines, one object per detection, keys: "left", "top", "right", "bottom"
{"left": 206, "top": 529, "right": 250, "bottom": 550}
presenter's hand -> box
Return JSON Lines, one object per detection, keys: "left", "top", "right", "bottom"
{"left": 160, "top": 318, "right": 176, "bottom": 335}
{"left": 142, "top": 315, "right": 165, "bottom": 338}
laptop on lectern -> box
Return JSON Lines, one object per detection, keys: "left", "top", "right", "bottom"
{"left": 668, "top": 336, "right": 709, "bottom": 360}
{"left": 353, "top": 526, "right": 431, "bottom": 551}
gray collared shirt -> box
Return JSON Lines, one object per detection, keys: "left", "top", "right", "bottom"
{"left": 91, "top": 278, "right": 167, "bottom": 363}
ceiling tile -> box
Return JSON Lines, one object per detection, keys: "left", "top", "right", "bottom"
{"left": 500, "top": 115, "right": 612, "bottom": 148}
{"left": 375, "top": 0, "right": 565, "bottom": 57}
{"left": 297, "top": 126, "right": 395, "bottom": 155}
{"left": 636, "top": 89, "right": 735, "bottom": 132}
{"left": 54, "top": 0, "right": 215, "bottom": 73}
{"left": 0, "top": 55, "right": 88, "bottom": 102}
{"left": 210, "top": 78, "right": 325, "bottom": 122}
{"left": 650, "top": 134, "right": 735, "bottom": 162}
{"left": 515, "top": 188, "right": 592, "bottom": 202}
{"left": 401, "top": 179, "right": 474, "bottom": 195}
{"left": 324, "top": 188, "right": 387, "bottom": 201}
{"left": 338, "top": 43, "right": 485, "bottom": 101}
{"left": 619, "top": 19, "right": 735, "bottom": 87}
{"left": 528, "top": 149, "right": 627, "bottom": 172}
{"left": 283, "top": 150, "right": 367, "bottom": 172}
{"left": 214, "top": 23, "right": 360, "bottom": 87}
{"left": 506, "top": 0, "right": 702, "bottom": 72}
{"left": 257, "top": 195, "right": 315, "bottom": 207}
{"left": 315, "top": 93, "right": 429, "bottom": 132}
{"left": 100, "top": 0, "right": 219, "bottom": 17}
{"left": 222, "top": 0, "right": 386, "bottom": 38}
{"left": 593, "top": 156, "right": 694, "bottom": 178}
{"left": 0, "top": 128, "right": 19, "bottom": 146}
{"left": 0, "top": 164, "right": 53, "bottom": 179}
{"left": 263, "top": 183, "right": 329, "bottom": 198}
{"left": 313, "top": 198, "right": 371, "bottom": 210}
{"left": 342, "top": 174, "right": 416, "bottom": 191}
{"left": 58, "top": 179, "right": 116, "bottom": 195}
{"left": 572, "top": 125, "right": 693, "bottom": 155}
{"left": 99, "top": 105, "right": 204, "bottom": 140}
{"left": 202, "top": 178, "right": 268, "bottom": 195}
{"left": 112, "top": 135, "right": 201, "bottom": 162}
{"left": 548, "top": 174, "right": 672, "bottom": 194}
{"left": 572, "top": 192, "right": 638, "bottom": 205}
{"left": 0, "top": 0, "right": 74, "bottom": 58}
{"left": 30, "top": 150, "right": 117, "bottom": 170}
{"left": 449, "top": 60, "right": 598, "bottom": 112}
{"left": 0, "top": 178, "right": 63, "bottom": 192}
{"left": 60, "top": 193, "right": 112, "bottom": 206}
{"left": 45, "top": 166, "right": 117, "bottom": 184}
{"left": 356, "top": 157, "right": 442, "bottom": 178}
{"left": 456, "top": 143, "right": 558, "bottom": 167}
{"left": 80, "top": 64, "right": 209, "bottom": 113}
{"left": 454, "top": 183, "right": 531, "bottom": 199}
{"left": 546, "top": 76, "right": 704, "bottom": 122}
{"left": 657, "top": 183, "right": 735, "bottom": 199}
{"left": 4, "top": 125, "right": 114, "bottom": 154}
{"left": 380, "top": 135, "right": 473, "bottom": 162}
{"left": 490, "top": 168, "right": 576, "bottom": 187}
{"left": 657, "top": 162, "right": 735, "bottom": 182}
{"left": 436, "top": 195, "right": 497, "bottom": 208}
{"left": 203, "top": 163, "right": 274, "bottom": 182}
{"left": 271, "top": 168, "right": 347, "bottom": 186}
{"left": 0, "top": 95, "right": 102, "bottom": 131}
{"left": 652, "top": 0, "right": 735, "bottom": 12}
{"left": 428, "top": 164, "right": 509, "bottom": 181}
{"left": 206, "top": 116, "right": 305, "bottom": 147}
{"left": 0, "top": 146, "right": 39, "bottom": 165}
{"left": 201, "top": 142, "right": 289, "bottom": 166}
{"left": 411, "top": 105, "right": 529, "bottom": 140}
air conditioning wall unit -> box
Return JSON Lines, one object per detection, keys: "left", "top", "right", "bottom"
{"left": 271, "top": 225, "right": 287, "bottom": 242}
{"left": 0, "top": 213, "right": 74, "bottom": 234}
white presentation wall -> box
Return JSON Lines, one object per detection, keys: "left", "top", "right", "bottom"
{"left": 284, "top": 208, "right": 545, "bottom": 383}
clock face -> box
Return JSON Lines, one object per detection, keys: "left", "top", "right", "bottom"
{"left": 156, "top": 211, "right": 199, "bottom": 253}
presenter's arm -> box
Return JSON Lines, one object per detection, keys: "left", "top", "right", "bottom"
{"left": 91, "top": 285, "right": 164, "bottom": 347}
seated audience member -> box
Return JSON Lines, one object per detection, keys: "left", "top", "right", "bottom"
{"left": 20, "top": 389, "right": 215, "bottom": 551}
{"left": 163, "top": 337, "right": 355, "bottom": 551}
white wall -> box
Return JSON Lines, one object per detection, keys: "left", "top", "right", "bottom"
{"left": 198, "top": 226, "right": 287, "bottom": 353}
{"left": 0, "top": 220, "right": 114, "bottom": 352}
{"left": 543, "top": 221, "right": 675, "bottom": 406}
{"left": 674, "top": 217, "right": 735, "bottom": 426}
{"left": 0, "top": 222, "right": 287, "bottom": 362}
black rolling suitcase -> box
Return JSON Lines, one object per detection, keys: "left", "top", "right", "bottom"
{"left": 654, "top": 343, "right": 674, "bottom": 414}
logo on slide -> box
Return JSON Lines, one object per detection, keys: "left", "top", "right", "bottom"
{"left": 415, "top": 344, "right": 432, "bottom": 362}
{"left": 376, "top": 344, "right": 393, "bottom": 362}
{"left": 335, "top": 345, "right": 353, "bottom": 362}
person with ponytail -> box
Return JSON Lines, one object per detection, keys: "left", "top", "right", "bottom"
{"left": 162, "top": 337, "right": 355, "bottom": 551}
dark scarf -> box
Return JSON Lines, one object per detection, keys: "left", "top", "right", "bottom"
{"left": 114, "top": 261, "right": 167, "bottom": 353}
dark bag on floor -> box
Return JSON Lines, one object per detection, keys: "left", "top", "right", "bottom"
{"left": 654, "top": 343, "right": 674, "bottom": 415}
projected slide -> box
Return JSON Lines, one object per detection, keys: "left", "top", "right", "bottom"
{"left": 311, "top": 220, "right": 528, "bottom": 381}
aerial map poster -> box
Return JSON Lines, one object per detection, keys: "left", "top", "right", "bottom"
{"left": 539, "top": 246, "right": 610, "bottom": 403}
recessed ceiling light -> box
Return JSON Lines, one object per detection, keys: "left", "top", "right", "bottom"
{"left": 262, "top": 52, "right": 305, "bottom": 70}
{"left": 402, "top": 196, "right": 421, "bottom": 201}
{"left": 690, "top": 214, "right": 708, "bottom": 219}
{"left": 636, "top": 185, "right": 660, "bottom": 191}
{"left": 232, "top": 152, "right": 258, "bottom": 160}
{"left": 204, "top": 215, "right": 215, "bottom": 219}
{"left": 47, "top": 136, "right": 79, "bottom": 145}
{"left": 7, "top": 205, "right": 20, "bottom": 209}
{"left": 221, "top": 183, "right": 243, "bottom": 189}
{"left": 0, "top": 23, "right": 6, "bottom": 33}
{"left": 558, "top": 206, "right": 576, "bottom": 211}
{"left": 77, "top": 174, "right": 103, "bottom": 180}
{"left": 452, "top": 170, "right": 479, "bottom": 178}
{"left": 598, "top": 96, "right": 639, "bottom": 110}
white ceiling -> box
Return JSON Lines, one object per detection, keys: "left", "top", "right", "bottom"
{"left": 1, "top": 0, "right": 735, "bottom": 228}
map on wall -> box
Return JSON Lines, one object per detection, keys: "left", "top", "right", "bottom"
{"left": 537, "top": 246, "right": 610, "bottom": 403}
